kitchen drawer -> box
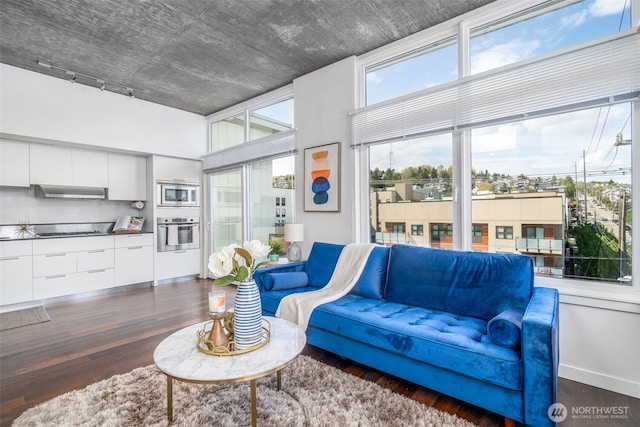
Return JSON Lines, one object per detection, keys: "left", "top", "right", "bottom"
{"left": 156, "top": 249, "right": 200, "bottom": 281}
{"left": 33, "top": 252, "right": 77, "bottom": 277}
{"left": 33, "top": 269, "right": 113, "bottom": 299}
{"left": 77, "top": 248, "right": 114, "bottom": 272}
{"left": 0, "top": 255, "right": 33, "bottom": 305}
{"left": 114, "top": 233, "right": 153, "bottom": 248}
{"left": 33, "top": 236, "right": 113, "bottom": 254}
{"left": 114, "top": 245, "right": 153, "bottom": 286}
{"left": 0, "top": 240, "right": 32, "bottom": 258}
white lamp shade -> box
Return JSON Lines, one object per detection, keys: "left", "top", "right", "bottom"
{"left": 284, "top": 223, "right": 304, "bottom": 242}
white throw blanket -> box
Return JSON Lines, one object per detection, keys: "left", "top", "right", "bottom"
{"left": 276, "top": 243, "right": 376, "bottom": 330}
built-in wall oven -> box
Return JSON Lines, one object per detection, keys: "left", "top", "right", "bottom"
{"left": 157, "top": 217, "right": 200, "bottom": 252}
{"left": 157, "top": 181, "right": 200, "bottom": 207}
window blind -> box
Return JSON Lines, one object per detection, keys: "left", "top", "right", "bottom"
{"left": 351, "top": 31, "right": 640, "bottom": 147}
{"left": 203, "top": 129, "right": 296, "bottom": 173}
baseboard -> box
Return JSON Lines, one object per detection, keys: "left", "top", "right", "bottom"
{"left": 560, "top": 364, "right": 640, "bottom": 398}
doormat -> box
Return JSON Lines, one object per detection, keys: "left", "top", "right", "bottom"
{"left": 0, "top": 306, "right": 50, "bottom": 331}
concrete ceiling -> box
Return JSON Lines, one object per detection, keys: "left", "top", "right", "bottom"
{"left": 0, "top": 0, "right": 494, "bottom": 116}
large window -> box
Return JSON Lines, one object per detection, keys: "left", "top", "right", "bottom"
{"left": 370, "top": 134, "right": 453, "bottom": 247}
{"left": 472, "top": 104, "right": 632, "bottom": 282}
{"left": 249, "top": 156, "right": 296, "bottom": 244}
{"left": 249, "top": 99, "right": 294, "bottom": 141}
{"left": 470, "top": 0, "right": 631, "bottom": 74}
{"left": 359, "top": 0, "right": 637, "bottom": 286}
{"left": 210, "top": 171, "right": 242, "bottom": 252}
{"left": 210, "top": 114, "right": 244, "bottom": 152}
{"left": 206, "top": 89, "right": 296, "bottom": 258}
{"left": 366, "top": 38, "right": 457, "bottom": 105}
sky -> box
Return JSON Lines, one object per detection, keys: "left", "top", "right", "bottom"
{"left": 367, "top": 0, "right": 633, "bottom": 184}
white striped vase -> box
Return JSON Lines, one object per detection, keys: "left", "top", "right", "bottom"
{"left": 233, "top": 280, "right": 263, "bottom": 350}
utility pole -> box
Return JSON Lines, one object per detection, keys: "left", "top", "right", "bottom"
{"left": 619, "top": 191, "right": 627, "bottom": 277}
{"left": 583, "top": 150, "right": 587, "bottom": 224}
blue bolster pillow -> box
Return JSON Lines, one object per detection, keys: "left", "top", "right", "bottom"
{"left": 262, "top": 272, "right": 309, "bottom": 291}
{"left": 487, "top": 308, "right": 524, "bottom": 347}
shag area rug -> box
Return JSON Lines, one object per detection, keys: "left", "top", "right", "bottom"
{"left": 13, "top": 355, "right": 477, "bottom": 427}
{"left": 0, "top": 306, "right": 50, "bottom": 331}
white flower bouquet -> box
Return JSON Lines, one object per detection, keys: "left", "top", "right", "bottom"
{"left": 208, "top": 240, "right": 272, "bottom": 286}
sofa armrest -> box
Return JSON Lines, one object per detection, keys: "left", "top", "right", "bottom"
{"left": 522, "top": 286, "right": 559, "bottom": 427}
{"left": 253, "top": 262, "right": 306, "bottom": 292}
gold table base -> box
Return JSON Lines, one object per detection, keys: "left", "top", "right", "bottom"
{"left": 165, "top": 370, "right": 283, "bottom": 427}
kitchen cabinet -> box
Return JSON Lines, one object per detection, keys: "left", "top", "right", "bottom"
{"left": 0, "top": 140, "right": 30, "bottom": 187}
{"left": 29, "top": 144, "right": 109, "bottom": 187}
{"left": 114, "top": 234, "right": 154, "bottom": 286}
{"left": 30, "top": 145, "right": 73, "bottom": 185}
{"left": 154, "top": 156, "right": 201, "bottom": 183}
{"left": 32, "top": 236, "right": 114, "bottom": 300}
{"left": 155, "top": 248, "right": 200, "bottom": 281}
{"left": 108, "top": 153, "right": 147, "bottom": 201}
{"left": 72, "top": 150, "right": 109, "bottom": 187}
{"left": 0, "top": 240, "right": 33, "bottom": 305}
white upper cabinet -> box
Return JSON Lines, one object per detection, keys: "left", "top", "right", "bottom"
{"left": 108, "top": 153, "right": 147, "bottom": 201}
{"left": 154, "top": 156, "right": 202, "bottom": 183}
{"left": 29, "top": 144, "right": 109, "bottom": 187}
{"left": 29, "top": 145, "right": 73, "bottom": 185}
{"left": 0, "top": 140, "right": 30, "bottom": 187}
{"left": 72, "top": 150, "right": 109, "bottom": 187}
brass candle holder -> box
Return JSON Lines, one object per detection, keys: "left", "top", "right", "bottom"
{"left": 196, "top": 311, "right": 270, "bottom": 356}
{"left": 205, "top": 312, "right": 228, "bottom": 351}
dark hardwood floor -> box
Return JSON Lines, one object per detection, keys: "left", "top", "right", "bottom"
{"left": 1, "top": 279, "right": 638, "bottom": 427}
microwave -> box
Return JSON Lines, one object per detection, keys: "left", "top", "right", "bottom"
{"left": 157, "top": 181, "right": 200, "bottom": 207}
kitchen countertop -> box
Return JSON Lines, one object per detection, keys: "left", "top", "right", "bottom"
{"left": 0, "top": 231, "right": 153, "bottom": 241}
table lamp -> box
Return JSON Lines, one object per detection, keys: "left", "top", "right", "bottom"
{"left": 284, "top": 223, "right": 304, "bottom": 261}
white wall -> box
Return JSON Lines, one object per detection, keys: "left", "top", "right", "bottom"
{"left": 554, "top": 287, "right": 640, "bottom": 398}
{"left": 0, "top": 64, "right": 206, "bottom": 159}
{"left": 292, "top": 56, "right": 357, "bottom": 255}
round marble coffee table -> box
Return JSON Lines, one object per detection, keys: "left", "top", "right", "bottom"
{"left": 153, "top": 316, "right": 306, "bottom": 426}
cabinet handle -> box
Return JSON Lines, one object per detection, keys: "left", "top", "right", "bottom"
{"left": 0, "top": 257, "right": 20, "bottom": 261}
{"left": 88, "top": 269, "right": 106, "bottom": 274}
{"left": 174, "top": 250, "right": 186, "bottom": 254}
{"left": 46, "top": 274, "right": 66, "bottom": 279}
{"left": 128, "top": 246, "right": 143, "bottom": 250}
{"left": 88, "top": 249, "right": 105, "bottom": 253}
{"left": 45, "top": 253, "right": 66, "bottom": 257}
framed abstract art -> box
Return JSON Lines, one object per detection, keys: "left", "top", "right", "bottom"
{"left": 304, "top": 142, "right": 341, "bottom": 212}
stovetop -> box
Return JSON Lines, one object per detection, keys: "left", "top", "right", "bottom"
{"left": 35, "top": 231, "right": 111, "bottom": 239}
{"left": 0, "top": 222, "right": 114, "bottom": 240}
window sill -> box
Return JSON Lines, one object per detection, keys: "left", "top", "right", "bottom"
{"left": 535, "top": 276, "right": 640, "bottom": 312}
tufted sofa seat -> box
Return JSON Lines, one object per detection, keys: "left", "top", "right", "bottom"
{"left": 311, "top": 296, "right": 523, "bottom": 390}
{"left": 254, "top": 242, "right": 559, "bottom": 427}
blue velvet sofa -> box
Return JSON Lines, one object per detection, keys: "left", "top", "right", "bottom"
{"left": 254, "top": 242, "right": 559, "bottom": 427}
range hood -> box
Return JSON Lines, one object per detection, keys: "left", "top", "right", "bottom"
{"left": 34, "top": 184, "right": 106, "bottom": 200}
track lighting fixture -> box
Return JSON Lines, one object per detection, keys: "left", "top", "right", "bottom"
{"left": 37, "top": 60, "right": 143, "bottom": 99}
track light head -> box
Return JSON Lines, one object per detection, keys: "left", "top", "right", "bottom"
{"left": 126, "top": 88, "right": 134, "bottom": 99}
{"left": 66, "top": 70, "right": 76, "bottom": 83}
{"left": 97, "top": 79, "right": 105, "bottom": 91}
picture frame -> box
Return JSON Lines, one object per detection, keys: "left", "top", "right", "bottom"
{"left": 304, "top": 142, "right": 341, "bottom": 212}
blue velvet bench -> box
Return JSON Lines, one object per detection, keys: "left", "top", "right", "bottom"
{"left": 253, "top": 242, "right": 559, "bottom": 427}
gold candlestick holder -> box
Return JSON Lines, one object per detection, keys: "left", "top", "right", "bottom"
{"left": 205, "top": 312, "right": 228, "bottom": 351}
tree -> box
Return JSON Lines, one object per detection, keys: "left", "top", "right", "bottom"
{"left": 563, "top": 176, "right": 576, "bottom": 198}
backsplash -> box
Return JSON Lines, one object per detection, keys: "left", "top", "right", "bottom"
{"left": 0, "top": 187, "right": 141, "bottom": 225}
